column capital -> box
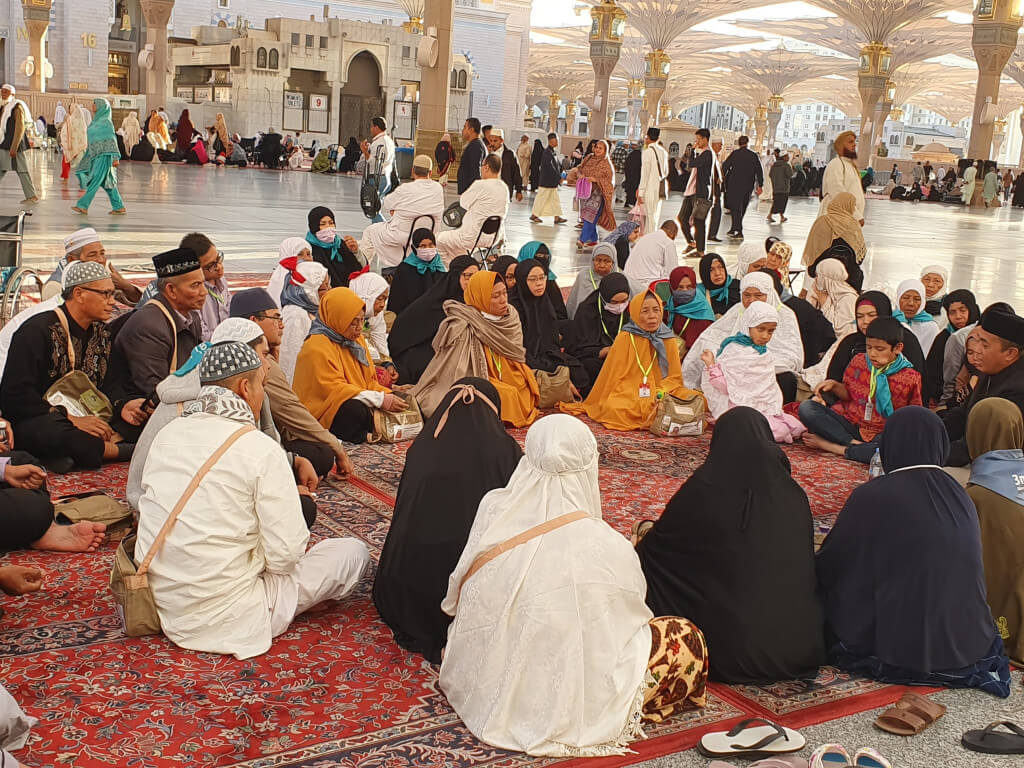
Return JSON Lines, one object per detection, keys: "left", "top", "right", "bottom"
{"left": 140, "top": 0, "right": 175, "bottom": 29}
{"left": 20, "top": 0, "right": 52, "bottom": 24}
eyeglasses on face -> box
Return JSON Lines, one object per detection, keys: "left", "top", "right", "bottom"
{"left": 202, "top": 252, "right": 225, "bottom": 272}
{"left": 256, "top": 312, "right": 284, "bottom": 324}
{"left": 78, "top": 287, "right": 116, "bottom": 300}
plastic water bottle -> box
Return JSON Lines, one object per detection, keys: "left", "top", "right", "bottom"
{"left": 869, "top": 448, "right": 884, "bottom": 479}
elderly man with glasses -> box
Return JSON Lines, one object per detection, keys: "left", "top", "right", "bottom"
{"left": 0, "top": 261, "right": 151, "bottom": 472}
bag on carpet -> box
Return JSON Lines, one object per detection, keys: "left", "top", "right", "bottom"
{"left": 534, "top": 366, "right": 577, "bottom": 409}
{"left": 649, "top": 392, "right": 705, "bottom": 437}
{"left": 44, "top": 311, "right": 114, "bottom": 421}
{"left": 370, "top": 394, "right": 423, "bottom": 443}
{"left": 55, "top": 491, "right": 132, "bottom": 531}
{"left": 109, "top": 425, "right": 255, "bottom": 637}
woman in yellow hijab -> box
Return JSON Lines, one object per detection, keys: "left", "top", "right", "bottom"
{"left": 562, "top": 291, "right": 701, "bottom": 431}
{"left": 293, "top": 286, "right": 401, "bottom": 443}
{"left": 412, "top": 269, "right": 539, "bottom": 427}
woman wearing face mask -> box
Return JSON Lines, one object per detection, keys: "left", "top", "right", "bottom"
{"left": 664, "top": 267, "right": 714, "bottom": 357}
{"left": 565, "top": 243, "right": 618, "bottom": 320}
{"left": 349, "top": 268, "right": 393, "bottom": 378}
{"left": 561, "top": 291, "right": 703, "bottom": 431}
{"left": 564, "top": 273, "right": 632, "bottom": 385}
{"left": 388, "top": 229, "right": 445, "bottom": 317}
{"left": 305, "top": 205, "right": 365, "bottom": 288}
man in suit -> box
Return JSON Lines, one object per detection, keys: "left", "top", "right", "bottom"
{"left": 721, "top": 134, "right": 764, "bottom": 239}
{"left": 488, "top": 128, "right": 523, "bottom": 202}
{"left": 457, "top": 117, "right": 487, "bottom": 194}
{"left": 623, "top": 143, "right": 642, "bottom": 207}
{"left": 676, "top": 128, "right": 713, "bottom": 258}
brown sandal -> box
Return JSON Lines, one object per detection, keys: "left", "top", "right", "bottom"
{"left": 630, "top": 519, "right": 655, "bottom": 546}
{"left": 874, "top": 692, "right": 947, "bottom": 735}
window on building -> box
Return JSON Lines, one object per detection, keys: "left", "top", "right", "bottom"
{"left": 458, "top": 69, "right": 467, "bottom": 89}
{"left": 268, "top": 49, "right": 279, "bottom": 69}
{"left": 401, "top": 45, "right": 411, "bottom": 59}
{"left": 218, "top": 0, "right": 229, "bottom": 7}
{"left": 256, "top": 47, "right": 268, "bottom": 68}
{"left": 305, "top": 34, "right": 313, "bottom": 48}
{"left": 320, "top": 36, "right": 328, "bottom": 49}
{"left": 291, "top": 33, "right": 300, "bottom": 46}
{"left": 450, "top": 68, "right": 458, "bottom": 88}
{"left": 230, "top": 46, "right": 240, "bottom": 67}
{"left": 889, "top": 134, "right": 899, "bottom": 145}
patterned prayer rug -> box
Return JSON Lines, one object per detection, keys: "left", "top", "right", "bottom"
{"left": 0, "top": 416, "right": 909, "bottom": 768}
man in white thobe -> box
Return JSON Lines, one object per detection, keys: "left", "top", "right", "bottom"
{"left": 360, "top": 154, "right": 445, "bottom": 271}
{"left": 361, "top": 116, "right": 397, "bottom": 224}
{"left": 437, "top": 154, "right": 509, "bottom": 266}
{"left": 136, "top": 340, "right": 369, "bottom": 660}
{"left": 622, "top": 220, "right": 678, "bottom": 293}
{"left": 637, "top": 127, "right": 668, "bottom": 236}
{"left": 516, "top": 135, "right": 532, "bottom": 190}
{"left": 818, "top": 130, "right": 865, "bottom": 225}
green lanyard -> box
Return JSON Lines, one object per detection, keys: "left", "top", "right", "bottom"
{"left": 487, "top": 347, "right": 503, "bottom": 380}
{"left": 598, "top": 296, "right": 625, "bottom": 340}
{"left": 588, "top": 268, "right": 598, "bottom": 292}
{"left": 629, "top": 333, "right": 655, "bottom": 385}
{"left": 675, "top": 317, "right": 691, "bottom": 339}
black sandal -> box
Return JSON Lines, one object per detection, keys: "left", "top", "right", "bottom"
{"left": 962, "top": 721, "right": 1024, "bottom": 754}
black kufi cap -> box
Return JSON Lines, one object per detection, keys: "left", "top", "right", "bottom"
{"left": 153, "top": 247, "right": 200, "bottom": 278}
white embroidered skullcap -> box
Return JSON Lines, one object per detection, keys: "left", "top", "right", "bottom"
{"left": 63, "top": 227, "right": 101, "bottom": 255}
{"left": 198, "top": 340, "right": 262, "bottom": 384}
{"left": 62, "top": 260, "right": 111, "bottom": 290}
{"left": 211, "top": 317, "right": 263, "bottom": 345}
{"left": 1, "top": 84, "right": 14, "bottom": 93}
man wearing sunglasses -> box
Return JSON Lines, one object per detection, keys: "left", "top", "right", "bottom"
{"left": 0, "top": 261, "right": 151, "bottom": 473}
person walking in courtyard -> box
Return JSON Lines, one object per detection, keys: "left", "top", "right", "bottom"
{"left": 0, "top": 84, "right": 38, "bottom": 203}
{"left": 637, "top": 127, "right": 669, "bottom": 236}
{"left": 71, "top": 99, "right": 125, "bottom": 216}
{"left": 820, "top": 131, "right": 864, "bottom": 225}
{"left": 767, "top": 152, "right": 793, "bottom": 224}
{"left": 530, "top": 133, "right": 566, "bottom": 225}
{"left": 516, "top": 134, "right": 532, "bottom": 191}
{"left": 721, "top": 135, "right": 762, "bottom": 239}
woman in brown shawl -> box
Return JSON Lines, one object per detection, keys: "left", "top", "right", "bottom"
{"left": 966, "top": 397, "right": 1024, "bottom": 665}
{"left": 801, "top": 192, "right": 866, "bottom": 270}
{"left": 175, "top": 108, "right": 196, "bottom": 155}
{"left": 568, "top": 139, "right": 616, "bottom": 249}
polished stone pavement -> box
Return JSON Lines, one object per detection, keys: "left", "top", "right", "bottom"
{"left": 3, "top": 152, "right": 1022, "bottom": 766}
{"left": 6, "top": 151, "right": 1024, "bottom": 313}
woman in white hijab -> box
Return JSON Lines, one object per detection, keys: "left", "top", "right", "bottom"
{"left": 806, "top": 258, "right": 858, "bottom": 338}
{"left": 440, "top": 414, "right": 708, "bottom": 757}
{"left": 919, "top": 264, "right": 948, "bottom": 317}
{"left": 279, "top": 260, "right": 329, "bottom": 383}
{"left": 348, "top": 268, "right": 391, "bottom": 365}
{"left": 682, "top": 271, "right": 804, "bottom": 390}
{"left": 267, "top": 237, "right": 313, "bottom": 308}
{"left": 894, "top": 278, "right": 940, "bottom": 356}
{"left": 734, "top": 241, "right": 767, "bottom": 278}
{"left": 118, "top": 111, "right": 143, "bottom": 156}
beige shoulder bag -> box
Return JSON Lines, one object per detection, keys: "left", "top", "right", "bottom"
{"left": 148, "top": 299, "right": 180, "bottom": 374}
{"left": 43, "top": 310, "right": 114, "bottom": 420}
{"left": 109, "top": 424, "right": 255, "bottom": 636}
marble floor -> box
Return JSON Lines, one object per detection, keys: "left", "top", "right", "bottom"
{"left": 6, "top": 151, "right": 1024, "bottom": 312}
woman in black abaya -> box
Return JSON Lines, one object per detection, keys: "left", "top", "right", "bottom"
{"left": 387, "top": 228, "right": 446, "bottom": 317}
{"left": 636, "top": 407, "right": 826, "bottom": 684}
{"left": 306, "top": 205, "right": 363, "bottom": 288}
{"left": 388, "top": 254, "right": 479, "bottom": 384}
{"left": 564, "top": 272, "right": 631, "bottom": 386}
{"left": 923, "top": 289, "right": 981, "bottom": 405}
{"left": 373, "top": 378, "right": 522, "bottom": 663}
{"left": 817, "top": 406, "right": 1011, "bottom": 696}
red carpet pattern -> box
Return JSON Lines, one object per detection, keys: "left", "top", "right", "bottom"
{"left": 0, "top": 416, "right": 908, "bottom": 768}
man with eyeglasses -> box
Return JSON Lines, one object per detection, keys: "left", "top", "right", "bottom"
{"left": 0, "top": 261, "right": 151, "bottom": 473}
{"left": 228, "top": 289, "right": 356, "bottom": 481}
{"left": 177, "top": 232, "right": 232, "bottom": 341}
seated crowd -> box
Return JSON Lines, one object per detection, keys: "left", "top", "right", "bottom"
{"left": 3, "top": 135, "right": 1024, "bottom": 763}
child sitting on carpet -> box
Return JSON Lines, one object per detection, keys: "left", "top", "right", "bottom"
{"left": 699, "top": 301, "right": 805, "bottom": 443}
{"left": 798, "top": 317, "right": 922, "bottom": 464}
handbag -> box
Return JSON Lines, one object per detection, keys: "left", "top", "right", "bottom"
{"left": 533, "top": 366, "right": 576, "bottom": 409}
{"left": 649, "top": 391, "right": 706, "bottom": 437}
{"left": 443, "top": 200, "right": 466, "bottom": 228}
{"left": 108, "top": 424, "right": 255, "bottom": 637}
{"left": 628, "top": 202, "right": 646, "bottom": 235}
{"left": 43, "top": 310, "right": 114, "bottom": 421}
{"left": 370, "top": 393, "right": 424, "bottom": 443}
{"left": 650, "top": 146, "right": 668, "bottom": 199}
{"left": 693, "top": 196, "right": 713, "bottom": 221}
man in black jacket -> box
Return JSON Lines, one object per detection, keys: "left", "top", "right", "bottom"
{"left": 677, "top": 128, "right": 713, "bottom": 257}
{"left": 488, "top": 128, "right": 523, "bottom": 202}
{"left": 721, "top": 134, "right": 764, "bottom": 239}
{"left": 530, "top": 133, "right": 566, "bottom": 224}
{"left": 623, "top": 143, "right": 642, "bottom": 207}
{"left": 457, "top": 117, "right": 487, "bottom": 194}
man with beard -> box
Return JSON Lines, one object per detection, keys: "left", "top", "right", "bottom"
{"left": 819, "top": 130, "right": 864, "bottom": 225}
{"left": 0, "top": 84, "right": 38, "bottom": 203}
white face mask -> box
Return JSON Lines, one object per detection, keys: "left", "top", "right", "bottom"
{"left": 416, "top": 246, "right": 437, "bottom": 261}
{"left": 605, "top": 300, "right": 629, "bottom": 315}
{"left": 316, "top": 227, "right": 337, "bottom": 244}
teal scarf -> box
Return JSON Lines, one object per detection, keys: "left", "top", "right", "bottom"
{"left": 868, "top": 353, "right": 914, "bottom": 418}
{"left": 305, "top": 231, "right": 344, "bottom": 263}
{"left": 717, "top": 333, "right": 766, "bottom": 356}
{"left": 667, "top": 290, "right": 715, "bottom": 322}
{"left": 517, "top": 241, "right": 556, "bottom": 279}
{"left": 403, "top": 249, "right": 444, "bottom": 275}
{"left": 892, "top": 309, "right": 933, "bottom": 325}
{"left": 708, "top": 274, "right": 734, "bottom": 304}
{"left": 75, "top": 99, "right": 120, "bottom": 188}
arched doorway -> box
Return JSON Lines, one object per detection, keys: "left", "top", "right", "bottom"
{"left": 339, "top": 51, "right": 384, "bottom": 145}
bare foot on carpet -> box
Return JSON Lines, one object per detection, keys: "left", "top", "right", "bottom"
{"left": 31, "top": 521, "right": 107, "bottom": 552}
{"left": 802, "top": 432, "right": 848, "bottom": 456}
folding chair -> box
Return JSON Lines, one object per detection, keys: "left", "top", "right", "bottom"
{"left": 467, "top": 215, "right": 502, "bottom": 266}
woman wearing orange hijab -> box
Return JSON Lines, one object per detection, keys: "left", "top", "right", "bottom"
{"left": 562, "top": 291, "right": 702, "bottom": 431}
{"left": 293, "top": 287, "right": 404, "bottom": 443}
{"left": 412, "top": 270, "right": 540, "bottom": 427}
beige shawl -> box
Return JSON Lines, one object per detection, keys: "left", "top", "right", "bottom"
{"left": 411, "top": 300, "right": 527, "bottom": 417}
{"left": 215, "top": 113, "right": 230, "bottom": 150}
{"left": 60, "top": 104, "right": 90, "bottom": 167}
{"left": 119, "top": 112, "right": 142, "bottom": 154}
{"left": 801, "top": 191, "right": 866, "bottom": 267}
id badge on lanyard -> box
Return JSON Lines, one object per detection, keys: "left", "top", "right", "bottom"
{"left": 639, "top": 377, "right": 651, "bottom": 398}
{"left": 863, "top": 398, "right": 873, "bottom": 422}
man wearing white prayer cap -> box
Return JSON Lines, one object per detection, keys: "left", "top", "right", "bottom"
{"left": 488, "top": 127, "right": 523, "bottom": 202}
{"left": 135, "top": 339, "right": 370, "bottom": 659}
{"left": 40, "top": 227, "right": 142, "bottom": 305}
{"left": 0, "top": 83, "right": 38, "bottom": 203}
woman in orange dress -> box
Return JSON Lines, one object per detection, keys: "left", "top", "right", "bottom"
{"left": 562, "top": 291, "right": 702, "bottom": 431}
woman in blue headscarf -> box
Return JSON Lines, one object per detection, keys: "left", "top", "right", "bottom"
{"left": 698, "top": 253, "right": 739, "bottom": 316}
{"left": 603, "top": 220, "right": 640, "bottom": 270}
{"left": 517, "top": 241, "right": 567, "bottom": 320}
{"left": 71, "top": 99, "right": 125, "bottom": 215}
{"left": 388, "top": 228, "right": 445, "bottom": 317}
{"left": 818, "top": 406, "right": 1011, "bottom": 696}
{"left": 665, "top": 266, "right": 715, "bottom": 355}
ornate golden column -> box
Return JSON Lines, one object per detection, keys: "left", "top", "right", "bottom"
{"left": 587, "top": 0, "right": 626, "bottom": 140}
{"left": 626, "top": 78, "right": 643, "bottom": 140}
{"left": 638, "top": 49, "right": 669, "bottom": 132}
{"left": 547, "top": 93, "right": 561, "bottom": 134}
{"left": 21, "top": 0, "right": 52, "bottom": 93}
{"left": 754, "top": 104, "right": 768, "bottom": 151}
{"left": 857, "top": 42, "right": 892, "bottom": 169}
{"left": 766, "top": 95, "right": 784, "bottom": 150}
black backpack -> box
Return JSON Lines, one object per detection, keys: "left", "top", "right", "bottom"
{"left": 360, "top": 151, "right": 385, "bottom": 220}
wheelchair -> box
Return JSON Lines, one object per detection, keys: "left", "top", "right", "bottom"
{"left": 0, "top": 212, "right": 44, "bottom": 328}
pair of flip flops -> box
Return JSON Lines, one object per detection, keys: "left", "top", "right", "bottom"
{"left": 810, "top": 745, "right": 891, "bottom": 768}
{"left": 709, "top": 758, "right": 805, "bottom": 768}
{"left": 698, "top": 718, "right": 806, "bottom": 760}
{"left": 873, "top": 691, "right": 946, "bottom": 735}
{"left": 962, "top": 721, "right": 1024, "bottom": 754}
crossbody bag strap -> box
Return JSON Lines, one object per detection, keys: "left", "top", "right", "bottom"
{"left": 459, "top": 509, "right": 589, "bottom": 593}
{"left": 148, "top": 299, "right": 180, "bottom": 374}
{"left": 54, "top": 308, "right": 75, "bottom": 370}
{"left": 134, "top": 424, "right": 255, "bottom": 578}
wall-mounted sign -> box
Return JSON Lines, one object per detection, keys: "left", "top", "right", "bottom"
{"left": 310, "top": 94, "right": 328, "bottom": 111}
{"left": 176, "top": 86, "right": 194, "bottom": 101}
{"left": 194, "top": 86, "right": 213, "bottom": 102}
{"left": 284, "top": 91, "right": 303, "bottom": 109}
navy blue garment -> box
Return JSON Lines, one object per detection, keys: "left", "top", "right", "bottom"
{"left": 817, "top": 406, "right": 1011, "bottom": 697}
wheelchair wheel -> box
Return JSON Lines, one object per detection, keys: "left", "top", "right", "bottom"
{"left": 0, "top": 266, "right": 44, "bottom": 328}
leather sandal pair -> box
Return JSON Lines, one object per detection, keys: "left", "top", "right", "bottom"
{"left": 873, "top": 692, "right": 946, "bottom": 735}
